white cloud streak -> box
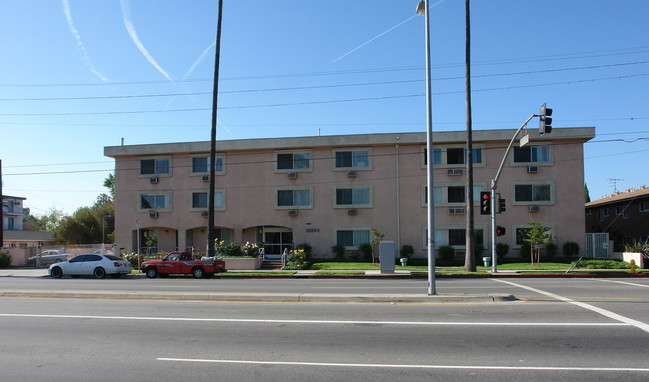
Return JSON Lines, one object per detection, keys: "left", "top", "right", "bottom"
{"left": 184, "top": 40, "right": 216, "bottom": 80}
{"left": 332, "top": 0, "right": 449, "bottom": 63}
{"left": 61, "top": 0, "right": 109, "bottom": 82}
{"left": 120, "top": 0, "right": 173, "bottom": 82}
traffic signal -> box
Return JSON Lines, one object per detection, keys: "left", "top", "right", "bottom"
{"left": 496, "top": 226, "right": 506, "bottom": 236}
{"left": 539, "top": 103, "right": 552, "bottom": 135}
{"left": 480, "top": 191, "right": 491, "bottom": 215}
{"left": 499, "top": 198, "right": 506, "bottom": 213}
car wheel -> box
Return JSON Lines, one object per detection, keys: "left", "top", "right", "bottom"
{"left": 93, "top": 267, "right": 106, "bottom": 279}
{"left": 145, "top": 267, "right": 158, "bottom": 278}
{"left": 192, "top": 267, "right": 205, "bottom": 279}
{"left": 51, "top": 267, "right": 63, "bottom": 279}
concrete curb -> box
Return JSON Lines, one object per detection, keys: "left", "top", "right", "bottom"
{"left": 0, "top": 289, "right": 516, "bottom": 304}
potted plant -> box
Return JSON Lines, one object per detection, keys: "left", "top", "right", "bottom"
{"left": 399, "top": 245, "right": 414, "bottom": 266}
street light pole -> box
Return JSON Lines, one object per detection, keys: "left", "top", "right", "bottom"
{"left": 417, "top": 0, "right": 436, "bottom": 295}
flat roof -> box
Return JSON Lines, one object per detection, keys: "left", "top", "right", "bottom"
{"left": 105, "top": 127, "right": 596, "bottom": 157}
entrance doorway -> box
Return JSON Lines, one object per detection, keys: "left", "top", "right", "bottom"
{"left": 261, "top": 227, "right": 293, "bottom": 258}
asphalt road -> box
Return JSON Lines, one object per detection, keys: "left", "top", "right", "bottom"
{"left": 1, "top": 277, "right": 648, "bottom": 381}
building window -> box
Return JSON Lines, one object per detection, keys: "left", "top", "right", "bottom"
{"left": 616, "top": 205, "right": 630, "bottom": 219}
{"left": 447, "top": 186, "right": 466, "bottom": 204}
{"left": 276, "top": 152, "right": 311, "bottom": 171}
{"left": 426, "top": 184, "right": 484, "bottom": 205}
{"left": 639, "top": 201, "right": 648, "bottom": 213}
{"left": 516, "top": 228, "right": 531, "bottom": 246}
{"left": 424, "top": 147, "right": 483, "bottom": 166}
{"left": 139, "top": 193, "right": 171, "bottom": 211}
{"left": 335, "top": 228, "right": 371, "bottom": 248}
{"left": 514, "top": 184, "right": 552, "bottom": 202}
{"left": 140, "top": 158, "right": 170, "bottom": 175}
{"left": 276, "top": 187, "right": 312, "bottom": 208}
{"left": 513, "top": 145, "right": 550, "bottom": 163}
{"left": 429, "top": 227, "right": 486, "bottom": 248}
{"left": 334, "top": 149, "right": 370, "bottom": 169}
{"left": 334, "top": 186, "right": 372, "bottom": 207}
{"left": 599, "top": 208, "right": 609, "bottom": 221}
{"left": 191, "top": 155, "right": 224, "bottom": 174}
{"left": 190, "top": 190, "right": 225, "bottom": 210}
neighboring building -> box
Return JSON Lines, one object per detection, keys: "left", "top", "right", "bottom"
{"left": 2, "top": 195, "right": 25, "bottom": 232}
{"left": 105, "top": 127, "right": 595, "bottom": 259}
{"left": 2, "top": 230, "right": 55, "bottom": 248}
{"left": 585, "top": 186, "right": 649, "bottom": 249}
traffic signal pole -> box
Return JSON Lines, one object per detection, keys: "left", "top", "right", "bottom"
{"left": 490, "top": 113, "right": 536, "bottom": 273}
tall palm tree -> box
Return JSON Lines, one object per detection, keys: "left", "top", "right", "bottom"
{"left": 464, "top": 0, "right": 477, "bottom": 272}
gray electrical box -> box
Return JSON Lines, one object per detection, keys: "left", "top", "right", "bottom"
{"left": 379, "top": 241, "right": 395, "bottom": 274}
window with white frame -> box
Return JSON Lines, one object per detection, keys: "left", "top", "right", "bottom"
{"left": 276, "top": 151, "right": 311, "bottom": 171}
{"left": 426, "top": 184, "right": 484, "bottom": 205}
{"left": 513, "top": 145, "right": 550, "bottom": 163}
{"left": 639, "top": 201, "right": 648, "bottom": 213}
{"left": 190, "top": 190, "right": 225, "bottom": 210}
{"left": 191, "top": 155, "right": 224, "bottom": 175}
{"left": 335, "top": 228, "right": 371, "bottom": 248}
{"left": 333, "top": 149, "right": 370, "bottom": 169}
{"left": 140, "top": 158, "right": 170, "bottom": 175}
{"left": 139, "top": 192, "right": 171, "bottom": 211}
{"left": 425, "top": 227, "right": 486, "bottom": 248}
{"left": 334, "top": 185, "right": 372, "bottom": 207}
{"left": 599, "top": 208, "right": 609, "bottom": 221}
{"left": 514, "top": 183, "right": 552, "bottom": 203}
{"left": 276, "top": 187, "right": 312, "bottom": 208}
{"left": 615, "top": 205, "right": 630, "bottom": 219}
{"left": 423, "top": 147, "right": 483, "bottom": 167}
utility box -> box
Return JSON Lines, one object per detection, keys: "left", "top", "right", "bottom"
{"left": 379, "top": 241, "right": 395, "bottom": 274}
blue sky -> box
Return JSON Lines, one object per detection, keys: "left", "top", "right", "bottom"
{"left": 1, "top": 0, "right": 648, "bottom": 216}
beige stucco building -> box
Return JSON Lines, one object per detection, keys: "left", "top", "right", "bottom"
{"left": 105, "top": 127, "right": 595, "bottom": 259}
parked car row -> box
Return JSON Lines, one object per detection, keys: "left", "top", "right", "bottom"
{"left": 27, "top": 250, "right": 72, "bottom": 266}
{"left": 48, "top": 252, "right": 226, "bottom": 279}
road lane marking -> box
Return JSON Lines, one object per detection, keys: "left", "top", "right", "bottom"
{"left": 493, "top": 279, "right": 649, "bottom": 334}
{"left": 156, "top": 358, "right": 649, "bottom": 372}
{"left": 0, "top": 313, "right": 629, "bottom": 327}
{"left": 594, "top": 279, "right": 649, "bottom": 288}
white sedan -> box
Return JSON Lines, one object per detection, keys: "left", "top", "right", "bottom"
{"left": 49, "top": 254, "right": 132, "bottom": 279}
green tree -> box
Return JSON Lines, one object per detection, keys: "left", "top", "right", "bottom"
{"left": 104, "top": 173, "right": 115, "bottom": 200}
{"left": 52, "top": 194, "right": 115, "bottom": 244}
{"left": 523, "top": 219, "right": 554, "bottom": 265}
{"left": 584, "top": 183, "right": 591, "bottom": 203}
{"left": 39, "top": 207, "right": 65, "bottom": 232}
{"left": 22, "top": 208, "right": 45, "bottom": 231}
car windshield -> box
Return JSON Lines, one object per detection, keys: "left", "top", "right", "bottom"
{"left": 165, "top": 253, "right": 181, "bottom": 261}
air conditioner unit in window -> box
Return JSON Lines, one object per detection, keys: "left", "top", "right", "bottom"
{"left": 448, "top": 208, "right": 465, "bottom": 215}
{"left": 287, "top": 172, "right": 298, "bottom": 179}
{"left": 149, "top": 212, "right": 159, "bottom": 219}
{"left": 527, "top": 166, "right": 539, "bottom": 173}
{"left": 288, "top": 209, "right": 298, "bottom": 216}
{"left": 447, "top": 168, "right": 463, "bottom": 175}
{"left": 201, "top": 175, "right": 210, "bottom": 182}
{"left": 347, "top": 170, "right": 357, "bottom": 178}
{"left": 201, "top": 211, "right": 209, "bottom": 217}
{"left": 149, "top": 177, "right": 159, "bottom": 184}
{"left": 347, "top": 209, "right": 358, "bottom": 215}
{"left": 529, "top": 205, "right": 540, "bottom": 212}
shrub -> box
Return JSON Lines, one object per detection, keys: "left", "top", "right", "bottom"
{"left": 0, "top": 252, "right": 10, "bottom": 269}
{"left": 241, "top": 242, "right": 260, "bottom": 257}
{"left": 358, "top": 243, "right": 373, "bottom": 259}
{"left": 519, "top": 242, "right": 532, "bottom": 260}
{"left": 624, "top": 239, "right": 649, "bottom": 259}
{"left": 578, "top": 259, "right": 628, "bottom": 269}
{"left": 545, "top": 242, "right": 558, "bottom": 259}
{"left": 439, "top": 246, "right": 455, "bottom": 262}
{"left": 563, "top": 241, "right": 580, "bottom": 256}
{"left": 400, "top": 245, "right": 414, "bottom": 258}
{"left": 282, "top": 248, "right": 311, "bottom": 270}
{"left": 332, "top": 245, "right": 346, "bottom": 259}
{"left": 223, "top": 242, "right": 243, "bottom": 257}
{"left": 122, "top": 251, "right": 140, "bottom": 269}
{"left": 496, "top": 243, "right": 509, "bottom": 261}
{"left": 296, "top": 243, "right": 312, "bottom": 257}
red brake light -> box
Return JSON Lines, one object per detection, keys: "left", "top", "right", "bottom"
{"left": 114, "top": 262, "right": 120, "bottom": 267}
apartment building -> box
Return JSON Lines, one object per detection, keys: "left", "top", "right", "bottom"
{"left": 2, "top": 195, "right": 25, "bottom": 232}
{"left": 585, "top": 186, "right": 649, "bottom": 249}
{"left": 104, "top": 127, "right": 595, "bottom": 258}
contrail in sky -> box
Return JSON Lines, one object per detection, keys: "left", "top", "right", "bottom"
{"left": 61, "top": 0, "right": 109, "bottom": 82}
{"left": 120, "top": 0, "right": 173, "bottom": 82}
{"left": 332, "top": 0, "right": 448, "bottom": 63}
{"left": 184, "top": 40, "right": 216, "bottom": 80}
